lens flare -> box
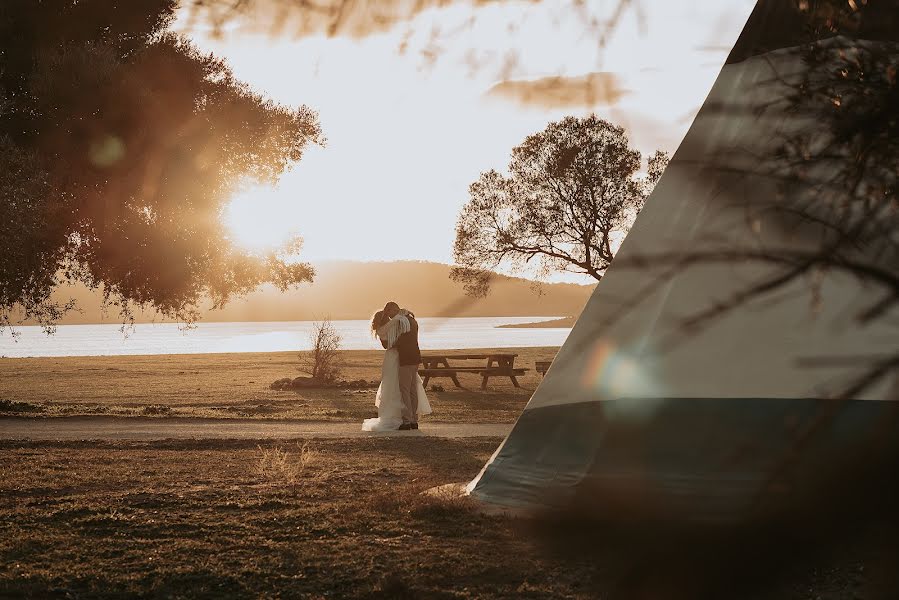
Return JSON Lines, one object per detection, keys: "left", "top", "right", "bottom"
{"left": 580, "top": 340, "right": 663, "bottom": 421}
{"left": 88, "top": 135, "right": 125, "bottom": 168}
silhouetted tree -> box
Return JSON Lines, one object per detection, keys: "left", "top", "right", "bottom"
{"left": 0, "top": 0, "right": 323, "bottom": 332}
{"left": 451, "top": 115, "right": 668, "bottom": 296}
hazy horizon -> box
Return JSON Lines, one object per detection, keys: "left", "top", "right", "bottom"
{"left": 14, "top": 260, "right": 593, "bottom": 326}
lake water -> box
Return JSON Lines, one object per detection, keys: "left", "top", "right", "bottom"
{"left": 0, "top": 317, "right": 572, "bottom": 358}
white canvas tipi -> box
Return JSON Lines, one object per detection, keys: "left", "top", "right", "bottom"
{"left": 467, "top": 0, "right": 899, "bottom": 521}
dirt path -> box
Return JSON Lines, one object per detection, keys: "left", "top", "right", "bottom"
{"left": 0, "top": 416, "right": 512, "bottom": 441}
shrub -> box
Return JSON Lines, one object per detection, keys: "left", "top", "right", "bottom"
{"left": 0, "top": 399, "right": 44, "bottom": 413}
{"left": 255, "top": 443, "right": 318, "bottom": 492}
{"left": 299, "top": 318, "right": 343, "bottom": 382}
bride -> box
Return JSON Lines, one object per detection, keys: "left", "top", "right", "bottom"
{"left": 362, "top": 309, "right": 431, "bottom": 431}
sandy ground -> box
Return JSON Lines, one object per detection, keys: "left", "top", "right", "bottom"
{"left": 0, "top": 347, "right": 558, "bottom": 422}
{"left": 0, "top": 417, "right": 513, "bottom": 440}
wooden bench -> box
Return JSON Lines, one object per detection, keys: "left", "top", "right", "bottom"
{"left": 420, "top": 353, "right": 529, "bottom": 389}
{"left": 535, "top": 360, "right": 553, "bottom": 377}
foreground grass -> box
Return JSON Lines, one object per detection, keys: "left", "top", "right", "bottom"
{"left": 2, "top": 438, "right": 895, "bottom": 599}
{"left": 0, "top": 348, "right": 558, "bottom": 423}
{"left": 0, "top": 437, "right": 595, "bottom": 599}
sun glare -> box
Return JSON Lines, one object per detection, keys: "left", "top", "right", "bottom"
{"left": 188, "top": 0, "right": 754, "bottom": 272}
{"left": 224, "top": 184, "right": 300, "bottom": 252}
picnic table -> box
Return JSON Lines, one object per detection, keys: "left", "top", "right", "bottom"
{"left": 419, "top": 353, "right": 528, "bottom": 390}
{"left": 535, "top": 360, "right": 553, "bottom": 377}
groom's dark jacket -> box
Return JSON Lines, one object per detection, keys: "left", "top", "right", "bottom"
{"left": 383, "top": 314, "right": 422, "bottom": 367}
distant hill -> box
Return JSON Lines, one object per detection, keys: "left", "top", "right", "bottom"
{"left": 498, "top": 316, "right": 577, "bottom": 329}
{"left": 37, "top": 261, "right": 594, "bottom": 324}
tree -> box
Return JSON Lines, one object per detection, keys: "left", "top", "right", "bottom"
{"left": 0, "top": 1, "right": 323, "bottom": 332}
{"left": 451, "top": 115, "right": 668, "bottom": 296}
{"left": 300, "top": 319, "right": 343, "bottom": 382}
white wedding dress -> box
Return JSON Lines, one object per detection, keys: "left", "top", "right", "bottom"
{"left": 362, "top": 315, "right": 432, "bottom": 431}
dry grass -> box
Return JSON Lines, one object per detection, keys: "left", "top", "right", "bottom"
{"left": 0, "top": 437, "right": 529, "bottom": 599}
{"left": 1, "top": 437, "right": 891, "bottom": 599}
{"left": 0, "top": 347, "right": 557, "bottom": 423}
{"left": 3, "top": 347, "right": 891, "bottom": 597}
{"left": 255, "top": 442, "right": 320, "bottom": 492}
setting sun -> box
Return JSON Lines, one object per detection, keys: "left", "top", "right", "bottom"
{"left": 224, "top": 183, "right": 300, "bottom": 252}
{"left": 191, "top": 0, "right": 756, "bottom": 272}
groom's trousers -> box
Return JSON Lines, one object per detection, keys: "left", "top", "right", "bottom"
{"left": 398, "top": 364, "right": 419, "bottom": 423}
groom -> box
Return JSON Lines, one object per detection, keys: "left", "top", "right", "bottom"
{"left": 383, "top": 301, "right": 421, "bottom": 430}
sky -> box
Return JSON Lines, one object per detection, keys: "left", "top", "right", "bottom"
{"left": 179, "top": 0, "right": 756, "bottom": 282}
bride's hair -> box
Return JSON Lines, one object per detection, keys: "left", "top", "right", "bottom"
{"left": 370, "top": 310, "right": 389, "bottom": 336}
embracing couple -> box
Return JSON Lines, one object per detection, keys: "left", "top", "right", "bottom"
{"left": 362, "top": 301, "right": 432, "bottom": 431}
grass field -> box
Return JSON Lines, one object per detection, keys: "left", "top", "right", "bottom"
{"left": 0, "top": 347, "right": 558, "bottom": 422}
{"left": 2, "top": 437, "right": 526, "bottom": 598}
{"left": 2, "top": 348, "right": 896, "bottom": 598}
{"left": 3, "top": 437, "right": 894, "bottom": 599}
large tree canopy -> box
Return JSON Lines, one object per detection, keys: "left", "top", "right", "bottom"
{"left": 451, "top": 115, "right": 667, "bottom": 296}
{"left": 0, "top": 0, "right": 323, "bottom": 330}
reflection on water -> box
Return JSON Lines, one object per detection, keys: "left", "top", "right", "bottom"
{"left": 0, "top": 317, "right": 571, "bottom": 358}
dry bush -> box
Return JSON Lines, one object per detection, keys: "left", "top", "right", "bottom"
{"left": 299, "top": 318, "right": 343, "bottom": 382}
{"left": 255, "top": 442, "right": 318, "bottom": 491}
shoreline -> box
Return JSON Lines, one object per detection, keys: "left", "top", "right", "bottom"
{"left": 0, "top": 346, "right": 561, "bottom": 361}
{"left": 0, "top": 316, "right": 571, "bottom": 359}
